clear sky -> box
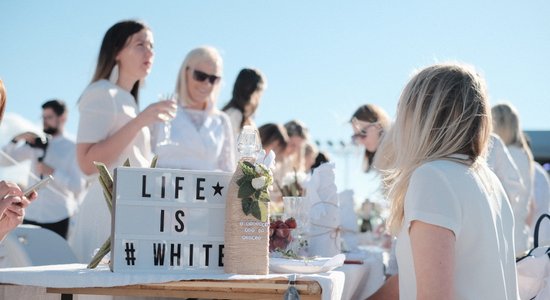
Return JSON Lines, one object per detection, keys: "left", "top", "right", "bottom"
{"left": 1, "top": 1, "right": 549, "bottom": 201}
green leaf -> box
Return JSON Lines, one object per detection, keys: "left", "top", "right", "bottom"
{"left": 243, "top": 161, "right": 255, "bottom": 168}
{"left": 254, "top": 200, "right": 268, "bottom": 222}
{"left": 241, "top": 198, "right": 253, "bottom": 215}
{"left": 252, "top": 200, "right": 268, "bottom": 222}
{"left": 241, "top": 161, "right": 256, "bottom": 176}
{"left": 250, "top": 200, "right": 261, "bottom": 221}
{"left": 257, "top": 191, "right": 270, "bottom": 202}
{"left": 238, "top": 182, "right": 255, "bottom": 199}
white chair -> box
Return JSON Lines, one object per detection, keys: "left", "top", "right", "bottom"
{"left": 0, "top": 225, "right": 78, "bottom": 268}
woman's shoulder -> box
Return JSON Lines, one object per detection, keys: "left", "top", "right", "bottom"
{"left": 79, "top": 80, "right": 131, "bottom": 108}
{"left": 413, "top": 158, "right": 468, "bottom": 180}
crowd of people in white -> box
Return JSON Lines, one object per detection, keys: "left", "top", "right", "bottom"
{"left": 1, "top": 19, "right": 549, "bottom": 299}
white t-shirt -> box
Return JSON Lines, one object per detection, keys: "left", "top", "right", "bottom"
{"left": 396, "top": 156, "right": 518, "bottom": 300}
{"left": 70, "top": 79, "right": 152, "bottom": 262}
{"left": 76, "top": 79, "right": 152, "bottom": 171}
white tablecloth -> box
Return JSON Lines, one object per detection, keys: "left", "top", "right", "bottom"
{"left": 0, "top": 249, "right": 385, "bottom": 299}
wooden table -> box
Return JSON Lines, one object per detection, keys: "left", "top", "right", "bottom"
{"left": 46, "top": 278, "right": 322, "bottom": 299}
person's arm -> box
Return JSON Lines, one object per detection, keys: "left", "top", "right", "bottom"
{"left": 0, "top": 132, "right": 37, "bottom": 165}
{"left": 410, "top": 220, "right": 455, "bottom": 300}
{"left": 367, "top": 274, "right": 399, "bottom": 300}
{"left": 78, "top": 100, "right": 175, "bottom": 175}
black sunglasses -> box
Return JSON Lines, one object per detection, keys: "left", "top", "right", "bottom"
{"left": 190, "top": 68, "right": 220, "bottom": 84}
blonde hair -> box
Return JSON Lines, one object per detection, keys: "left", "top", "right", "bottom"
{"left": 492, "top": 102, "right": 534, "bottom": 173}
{"left": 386, "top": 63, "right": 491, "bottom": 234}
{"left": 175, "top": 46, "right": 223, "bottom": 111}
{"left": 0, "top": 78, "right": 6, "bottom": 122}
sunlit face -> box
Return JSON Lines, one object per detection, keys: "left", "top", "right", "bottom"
{"left": 285, "top": 136, "right": 305, "bottom": 156}
{"left": 246, "top": 89, "right": 263, "bottom": 116}
{"left": 116, "top": 29, "right": 154, "bottom": 82}
{"left": 42, "top": 107, "right": 62, "bottom": 135}
{"left": 352, "top": 119, "right": 382, "bottom": 152}
{"left": 185, "top": 60, "right": 220, "bottom": 109}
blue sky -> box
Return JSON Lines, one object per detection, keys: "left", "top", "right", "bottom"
{"left": 1, "top": 1, "right": 549, "bottom": 201}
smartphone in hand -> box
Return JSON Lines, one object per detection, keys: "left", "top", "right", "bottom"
{"left": 23, "top": 175, "right": 53, "bottom": 198}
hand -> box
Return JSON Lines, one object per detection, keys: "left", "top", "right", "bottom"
{"left": 136, "top": 100, "right": 177, "bottom": 127}
{"left": 0, "top": 195, "right": 31, "bottom": 237}
{"left": 36, "top": 162, "right": 54, "bottom": 176}
{"left": 13, "top": 131, "right": 40, "bottom": 144}
{"left": 0, "top": 180, "right": 23, "bottom": 200}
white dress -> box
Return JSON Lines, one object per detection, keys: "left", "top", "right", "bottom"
{"left": 508, "top": 145, "right": 535, "bottom": 253}
{"left": 69, "top": 80, "right": 153, "bottom": 263}
{"left": 224, "top": 107, "right": 256, "bottom": 141}
{"left": 396, "top": 156, "right": 518, "bottom": 300}
{"left": 151, "top": 106, "right": 236, "bottom": 172}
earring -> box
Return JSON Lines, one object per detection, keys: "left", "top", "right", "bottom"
{"left": 109, "top": 64, "right": 119, "bottom": 84}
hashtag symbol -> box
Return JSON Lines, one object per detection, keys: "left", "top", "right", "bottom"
{"left": 125, "top": 242, "right": 136, "bottom": 266}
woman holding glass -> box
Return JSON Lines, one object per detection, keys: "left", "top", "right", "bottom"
{"left": 69, "top": 20, "right": 176, "bottom": 263}
{"left": 151, "top": 46, "right": 236, "bottom": 172}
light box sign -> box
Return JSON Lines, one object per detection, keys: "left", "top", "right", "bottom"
{"left": 110, "top": 167, "right": 232, "bottom": 273}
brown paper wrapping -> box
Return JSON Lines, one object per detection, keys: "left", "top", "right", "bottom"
{"left": 224, "top": 162, "right": 270, "bottom": 274}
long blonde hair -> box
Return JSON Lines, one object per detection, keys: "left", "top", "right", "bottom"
{"left": 175, "top": 46, "right": 223, "bottom": 111}
{"left": 492, "top": 102, "right": 534, "bottom": 175}
{"left": 386, "top": 63, "right": 491, "bottom": 234}
{"left": 0, "top": 78, "right": 6, "bottom": 122}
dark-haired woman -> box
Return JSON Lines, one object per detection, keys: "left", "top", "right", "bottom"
{"left": 222, "top": 68, "right": 266, "bottom": 139}
{"left": 69, "top": 20, "right": 175, "bottom": 262}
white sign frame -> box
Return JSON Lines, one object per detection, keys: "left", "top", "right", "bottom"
{"left": 110, "top": 167, "right": 232, "bottom": 273}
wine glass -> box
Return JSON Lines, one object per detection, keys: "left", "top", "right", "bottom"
{"left": 156, "top": 93, "right": 178, "bottom": 147}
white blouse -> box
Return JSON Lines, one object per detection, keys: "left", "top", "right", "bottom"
{"left": 396, "top": 157, "right": 518, "bottom": 300}
{"left": 77, "top": 79, "right": 152, "bottom": 170}
{"left": 224, "top": 107, "right": 256, "bottom": 141}
{"left": 151, "top": 106, "right": 236, "bottom": 172}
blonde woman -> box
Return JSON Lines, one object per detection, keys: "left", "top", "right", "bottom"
{"left": 152, "top": 46, "right": 236, "bottom": 171}
{"left": 492, "top": 102, "right": 535, "bottom": 254}
{"left": 385, "top": 64, "right": 518, "bottom": 299}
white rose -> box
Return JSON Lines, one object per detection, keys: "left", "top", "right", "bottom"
{"left": 251, "top": 176, "right": 267, "bottom": 190}
{"left": 255, "top": 165, "right": 264, "bottom": 174}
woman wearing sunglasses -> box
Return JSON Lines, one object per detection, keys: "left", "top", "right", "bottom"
{"left": 70, "top": 20, "right": 176, "bottom": 263}
{"left": 350, "top": 104, "right": 391, "bottom": 172}
{"left": 151, "top": 46, "right": 236, "bottom": 172}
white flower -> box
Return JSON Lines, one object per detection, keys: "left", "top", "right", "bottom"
{"left": 251, "top": 176, "right": 267, "bottom": 190}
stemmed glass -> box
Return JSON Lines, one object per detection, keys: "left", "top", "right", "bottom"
{"left": 156, "top": 93, "right": 178, "bottom": 147}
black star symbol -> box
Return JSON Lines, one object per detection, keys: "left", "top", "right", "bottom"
{"left": 212, "top": 182, "right": 224, "bottom": 196}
